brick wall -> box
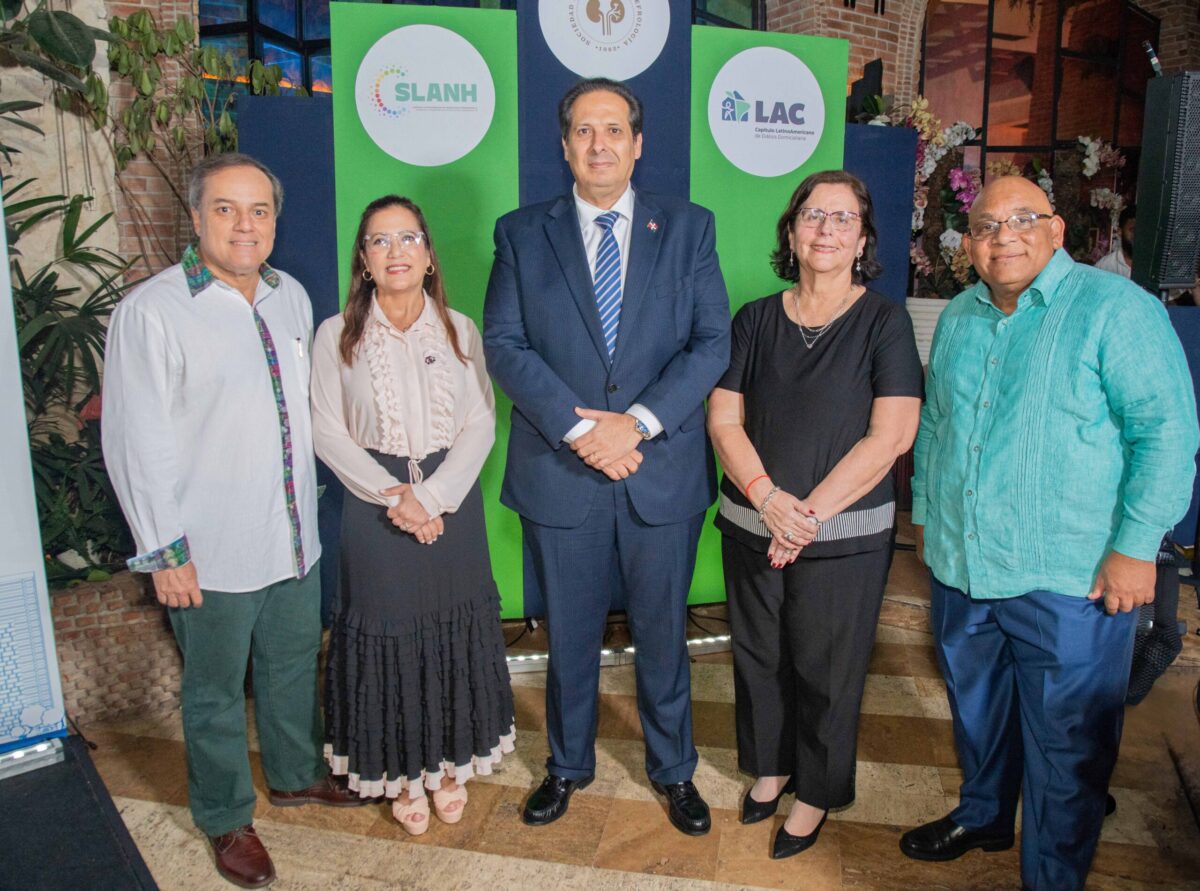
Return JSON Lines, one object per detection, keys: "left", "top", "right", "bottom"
{"left": 767, "top": 0, "right": 928, "bottom": 105}
{"left": 105, "top": 0, "right": 199, "bottom": 278}
{"left": 52, "top": 572, "right": 182, "bottom": 726}
{"left": 1137, "top": 0, "right": 1200, "bottom": 74}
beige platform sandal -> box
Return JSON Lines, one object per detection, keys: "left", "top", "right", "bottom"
{"left": 392, "top": 790, "right": 430, "bottom": 836}
{"left": 432, "top": 783, "right": 468, "bottom": 824}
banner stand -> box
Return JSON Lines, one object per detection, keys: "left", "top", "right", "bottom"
{"left": 0, "top": 738, "right": 65, "bottom": 781}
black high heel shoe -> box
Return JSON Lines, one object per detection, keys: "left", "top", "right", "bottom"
{"left": 771, "top": 810, "right": 828, "bottom": 859}
{"left": 740, "top": 777, "right": 795, "bottom": 825}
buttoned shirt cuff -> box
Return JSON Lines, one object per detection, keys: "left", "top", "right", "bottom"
{"left": 127, "top": 535, "right": 191, "bottom": 573}
{"left": 562, "top": 418, "right": 596, "bottom": 444}
{"left": 626, "top": 404, "right": 663, "bottom": 439}
{"left": 1112, "top": 517, "right": 1168, "bottom": 562}
{"left": 409, "top": 483, "right": 443, "bottom": 519}
{"left": 910, "top": 496, "right": 928, "bottom": 526}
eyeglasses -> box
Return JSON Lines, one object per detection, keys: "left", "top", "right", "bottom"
{"left": 363, "top": 230, "right": 426, "bottom": 252}
{"left": 968, "top": 213, "right": 1054, "bottom": 240}
{"left": 796, "top": 207, "right": 862, "bottom": 231}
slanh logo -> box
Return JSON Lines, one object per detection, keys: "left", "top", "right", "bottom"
{"left": 356, "top": 25, "right": 495, "bottom": 167}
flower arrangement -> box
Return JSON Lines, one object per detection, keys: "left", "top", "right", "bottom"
{"left": 1078, "top": 136, "right": 1124, "bottom": 179}
{"left": 861, "top": 94, "right": 1135, "bottom": 296}
{"left": 868, "top": 94, "right": 981, "bottom": 298}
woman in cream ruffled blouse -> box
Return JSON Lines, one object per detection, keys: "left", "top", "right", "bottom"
{"left": 310, "top": 195, "right": 514, "bottom": 836}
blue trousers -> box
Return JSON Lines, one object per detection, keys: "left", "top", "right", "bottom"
{"left": 522, "top": 486, "right": 703, "bottom": 785}
{"left": 931, "top": 577, "right": 1136, "bottom": 891}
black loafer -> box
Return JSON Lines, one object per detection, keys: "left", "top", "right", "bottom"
{"left": 651, "top": 780, "right": 711, "bottom": 836}
{"left": 899, "top": 816, "right": 1014, "bottom": 861}
{"left": 522, "top": 774, "right": 593, "bottom": 826}
{"left": 742, "top": 777, "right": 795, "bottom": 824}
{"left": 771, "top": 810, "right": 828, "bottom": 859}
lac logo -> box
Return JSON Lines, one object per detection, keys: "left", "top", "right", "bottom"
{"left": 720, "top": 91, "right": 750, "bottom": 123}
{"left": 355, "top": 25, "right": 496, "bottom": 167}
{"left": 707, "top": 47, "right": 826, "bottom": 178}
{"left": 539, "top": 0, "right": 670, "bottom": 81}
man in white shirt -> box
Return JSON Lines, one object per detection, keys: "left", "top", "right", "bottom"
{"left": 1094, "top": 205, "right": 1135, "bottom": 278}
{"left": 102, "top": 153, "right": 364, "bottom": 890}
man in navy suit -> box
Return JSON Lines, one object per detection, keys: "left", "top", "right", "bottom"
{"left": 483, "top": 78, "right": 730, "bottom": 835}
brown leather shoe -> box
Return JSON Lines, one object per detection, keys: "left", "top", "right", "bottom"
{"left": 209, "top": 825, "right": 275, "bottom": 889}
{"left": 267, "top": 773, "right": 367, "bottom": 808}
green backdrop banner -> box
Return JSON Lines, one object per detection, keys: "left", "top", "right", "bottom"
{"left": 686, "top": 28, "right": 848, "bottom": 604}
{"left": 331, "top": 4, "right": 524, "bottom": 616}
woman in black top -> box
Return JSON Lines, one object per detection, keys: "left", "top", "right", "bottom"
{"left": 707, "top": 170, "right": 923, "bottom": 859}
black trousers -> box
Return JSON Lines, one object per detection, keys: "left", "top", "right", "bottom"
{"left": 722, "top": 535, "right": 892, "bottom": 809}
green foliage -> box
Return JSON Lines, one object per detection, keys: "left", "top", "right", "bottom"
{"left": 855, "top": 94, "right": 895, "bottom": 123}
{"left": 107, "top": 10, "right": 287, "bottom": 210}
{"left": 7, "top": 184, "right": 136, "bottom": 579}
{"left": 11, "top": 192, "right": 130, "bottom": 423}
{"left": 2, "top": 2, "right": 135, "bottom": 582}
{"left": 31, "top": 426, "right": 131, "bottom": 583}
{"left": 0, "top": 2, "right": 113, "bottom": 157}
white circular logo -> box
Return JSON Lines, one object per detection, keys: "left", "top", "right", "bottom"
{"left": 355, "top": 25, "right": 496, "bottom": 167}
{"left": 539, "top": 0, "right": 670, "bottom": 81}
{"left": 707, "top": 47, "right": 826, "bottom": 178}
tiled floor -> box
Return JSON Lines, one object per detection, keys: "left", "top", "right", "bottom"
{"left": 89, "top": 535, "right": 1200, "bottom": 890}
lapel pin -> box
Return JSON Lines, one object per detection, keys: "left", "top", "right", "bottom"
{"left": 647, "top": 219, "right": 659, "bottom": 232}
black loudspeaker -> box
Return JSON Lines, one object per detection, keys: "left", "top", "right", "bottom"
{"left": 1133, "top": 71, "right": 1200, "bottom": 292}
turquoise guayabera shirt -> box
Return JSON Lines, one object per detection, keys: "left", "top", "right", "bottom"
{"left": 912, "top": 249, "right": 1199, "bottom": 599}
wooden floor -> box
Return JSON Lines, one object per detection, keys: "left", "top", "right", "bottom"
{"left": 88, "top": 526, "right": 1200, "bottom": 890}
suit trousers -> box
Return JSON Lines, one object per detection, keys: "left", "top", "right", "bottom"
{"left": 522, "top": 485, "right": 703, "bottom": 785}
{"left": 931, "top": 577, "right": 1137, "bottom": 891}
{"left": 723, "top": 536, "right": 891, "bottom": 809}
{"left": 168, "top": 564, "right": 327, "bottom": 836}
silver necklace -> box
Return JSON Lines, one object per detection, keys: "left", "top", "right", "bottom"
{"left": 789, "top": 289, "right": 853, "bottom": 350}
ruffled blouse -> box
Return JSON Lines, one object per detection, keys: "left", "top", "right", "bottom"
{"left": 310, "top": 293, "right": 496, "bottom": 517}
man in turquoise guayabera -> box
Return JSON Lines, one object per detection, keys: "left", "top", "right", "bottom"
{"left": 903, "top": 176, "right": 1198, "bottom": 891}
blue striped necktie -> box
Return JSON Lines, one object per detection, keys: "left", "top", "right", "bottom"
{"left": 592, "top": 210, "right": 622, "bottom": 358}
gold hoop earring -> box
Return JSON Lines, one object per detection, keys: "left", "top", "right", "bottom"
{"left": 425, "top": 263, "right": 435, "bottom": 276}
{"left": 362, "top": 269, "right": 373, "bottom": 281}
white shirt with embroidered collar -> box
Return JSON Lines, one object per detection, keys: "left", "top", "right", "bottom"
{"left": 102, "top": 246, "right": 322, "bottom": 593}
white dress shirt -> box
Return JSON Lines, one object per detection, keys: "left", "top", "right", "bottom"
{"left": 1094, "top": 249, "right": 1132, "bottom": 278}
{"left": 564, "top": 184, "right": 663, "bottom": 443}
{"left": 102, "top": 254, "right": 322, "bottom": 593}
{"left": 309, "top": 294, "right": 495, "bottom": 518}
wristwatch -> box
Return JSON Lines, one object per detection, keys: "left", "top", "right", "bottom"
{"left": 631, "top": 417, "right": 652, "bottom": 440}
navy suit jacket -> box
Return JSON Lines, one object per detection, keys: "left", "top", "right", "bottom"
{"left": 483, "top": 190, "right": 731, "bottom": 529}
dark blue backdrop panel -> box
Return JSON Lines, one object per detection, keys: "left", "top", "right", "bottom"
{"left": 844, "top": 123, "right": 917, "bottom": 305}
{"left": 238, "top": 94, "right": 340, "bottom": 324}
{"left": 1168, "top": 307, "right": 1200, "bottom": 546}
{"left": 516, "top": 0, "right": 692, "bottom": 206}
{"left": 238, "top": 93, "right": 343, "bottom": 624}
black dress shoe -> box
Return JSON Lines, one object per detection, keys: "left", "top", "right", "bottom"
{"left": 899, "top": 816, "right": 1014, "bottom": 861}
{"left": 651, "top": 780, "right": 711, "bottom": 836}
{"left": 522, "top": 774, "right": 593, "bottom": 826}
{"left": 741, "top": 777, "right": 795, "bottom": 824}
{"left": 771, "top": 810, "right": 828, "bottom": 859}
{"left": 1105, "top": 793, "right": 1117, "bottom": 817}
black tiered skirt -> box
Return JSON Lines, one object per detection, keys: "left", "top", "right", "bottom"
{"left": 324, "top": 449, "right": 515, "bottom": 797}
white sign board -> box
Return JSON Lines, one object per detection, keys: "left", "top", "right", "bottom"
{"left": 355, "top": 24, "right": 497, "bottom": 167}
{"left": 0, "top": 203, "right": 67, "bottom": 753}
